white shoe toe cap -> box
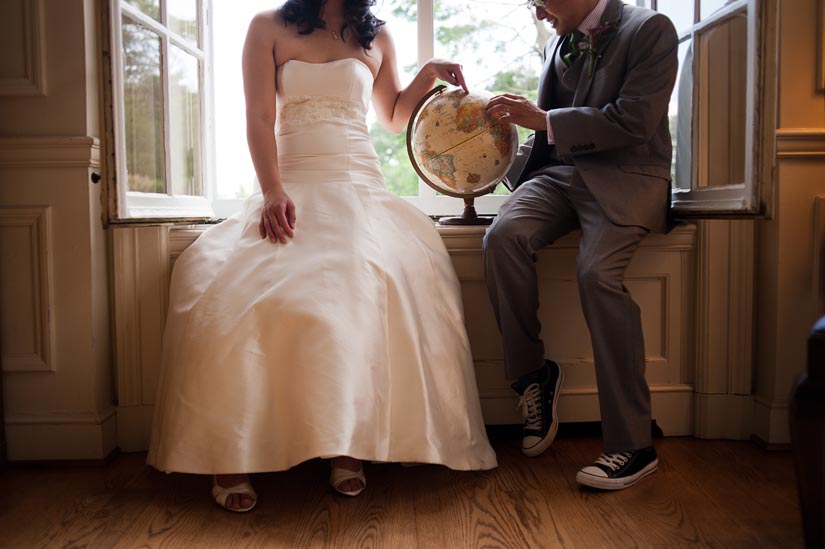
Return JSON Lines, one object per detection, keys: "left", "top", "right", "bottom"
{"left": 579, "top": 465, "right": 608, "bottom": 478}
{"left": 522, "top": 435, "right": 542, "bottom": 449}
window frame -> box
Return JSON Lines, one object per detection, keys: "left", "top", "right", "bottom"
{"left": 105, "top": 0, "right": 215, "bottom": 222}
{"left": 667, "top": 0, "right": 777, "bottom": 218}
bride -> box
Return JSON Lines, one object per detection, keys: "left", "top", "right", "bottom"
{"left": 147, "top": 0, "right": 497, "bottom": 512}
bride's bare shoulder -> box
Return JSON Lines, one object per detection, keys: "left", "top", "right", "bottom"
{"left": 246, "top": 9, "right": 284, "bottom": 39}
{"left": 370, "top": 24, "right": 394, "bottom": 65}
{"left": 372, "top": 23, "right": 393, "bottom": 47}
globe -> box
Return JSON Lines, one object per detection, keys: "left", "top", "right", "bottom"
{"left": 406, "top": 86, "right": 519, "bottom": 224}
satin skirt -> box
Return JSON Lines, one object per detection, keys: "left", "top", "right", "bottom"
{"left": 147, "top": 139, "right": 497, "bottom": 474}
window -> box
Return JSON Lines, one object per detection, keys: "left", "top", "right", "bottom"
{"left": 106, "top": 0, "right": 213, "bottom": 220}
{"left": 657, "top": 0, "right": 775, "bottom": 216}
{"left": 105, "top": 0, "right": 775, "bottom": 221}
{"left": 209, "top": 0, "right": 548, "bottom": 218}
{"left": 369, "top": 0, "right": 548, "bottom": 216}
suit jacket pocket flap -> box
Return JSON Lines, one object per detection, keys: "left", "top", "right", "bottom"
{"left": 618, "top": 164, "right": 671, "bottom": 180}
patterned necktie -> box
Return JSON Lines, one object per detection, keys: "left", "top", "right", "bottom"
{"left": 562, "top": 30, "right": 586, "bottom": 67}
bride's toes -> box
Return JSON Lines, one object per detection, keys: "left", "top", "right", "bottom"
{"left": 212, "top": 475, "right": 257, "bottom": 512}
{"left": 226, "top": 493, "right": 253, "bottom": 510}
{"left": 226, "top": 493, "right": 252, "bottom": 511}
{"left": 225, "top": 493, "right": 238, "bottom": 510}
{"left": 338, "top": 478, "right": 364, "bottom": 493}
{"left": 329, "top": 458, "right": 366, "bottom": 497}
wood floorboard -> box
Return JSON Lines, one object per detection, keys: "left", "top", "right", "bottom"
{"left": 49, "top": 455, "right": 153, "bottom": 549}
{"left": 661, "top": 439, "right": 803, "bottom": 548}
{"left": 552, "top": 437, "right": 650, "bottom": 548}
{"left": 289, "top": 461, "right": 417, "bottom": 548}
{"left": 0, "top": 437, "right": 804, "bottom": 549}
{"left": 0, "top": 470, "right": 79, "bottom": 548}
{"left": 410, "top": 446, "right": 548, "bottom": 548}
{"left": 530, "top": 439, "right": 649, "bottom": 548}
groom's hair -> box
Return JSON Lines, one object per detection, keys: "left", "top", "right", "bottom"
{"left": 280, "top": 0, "right": 386, "bottom": 50}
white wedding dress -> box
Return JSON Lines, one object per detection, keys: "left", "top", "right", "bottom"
{"left": 147, "top": 58, "right": 497, "bottom": 474}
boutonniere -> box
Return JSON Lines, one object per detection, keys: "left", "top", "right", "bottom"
{"left": 577, "top": 19, "right": 620, "bottom": 78}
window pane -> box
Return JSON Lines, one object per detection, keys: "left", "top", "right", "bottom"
{"left": 433, "top": 0, "right": 545, "bottom": 198}
{"left": 122, "top": 18, "right": 164, "bottom": 193}
{"left": 168, "top": 0, "right": 199, "bottom": 45}
{"left": 673, "top": 39, "right": 693, "bottom": 190}
{"left": 434, "top": 1, "right": 543, "bottom": 101}
{"left": 169, "top": 45, "right": 203, "bottom": 196}
{"left": 125, "top": 0, "right": 159, "bottom": 21}
{"left": 701, "top": 0, "right": 737, "bottom": 20}
{"left": 699, "top": 12, "right": 747, "bottom": 187}
{"left": 656, "top": 0, "right": 695, "bottom": 34}
{"left": 369, "top": 0, "right": 419, "bottom": 197}
{"left": 212, "top": 0, "right": 279, "bottom": 200}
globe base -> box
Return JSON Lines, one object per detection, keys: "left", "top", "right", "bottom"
{"left": 436, "top": 201, "right": 494, "bottom": 226}
{"left": 438, "top": 215, "right": 494, "bottom": 226}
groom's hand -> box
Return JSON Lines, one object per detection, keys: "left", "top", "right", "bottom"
{"left": 487, "top": 94, "right": 547, "bottom": 131}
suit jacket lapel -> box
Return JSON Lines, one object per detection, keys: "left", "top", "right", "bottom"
{"left": 572, "top": 0, "right": 625, "bottom": 107}
{"left": 538, "top": 35, "right": 563, "bottom": 109}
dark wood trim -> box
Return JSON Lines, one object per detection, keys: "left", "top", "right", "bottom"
{"left": 749, "top": 434, "right": 792, "bottom": 452}
{"left": 5, "top": 447, "right": 120, "bottom": 469}
{"left": 0, "top": 367, "right": 5, "bottom": 469}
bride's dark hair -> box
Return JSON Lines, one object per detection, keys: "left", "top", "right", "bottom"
{"left": 280, "top": 0, "right": 385, "bottom": 50}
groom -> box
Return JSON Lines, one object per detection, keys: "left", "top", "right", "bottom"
{"left": 484, "top": 0, "right": 678, "bottom": 490}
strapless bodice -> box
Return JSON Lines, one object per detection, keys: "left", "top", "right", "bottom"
{"left": 275, "top": 58, "right": 379, "bottom": 180}
{"left": 276, "top": 58, "right": 373, "bottom": 133}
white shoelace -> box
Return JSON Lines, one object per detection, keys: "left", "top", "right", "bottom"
{"left": 517, "top": 383, "right": 543, "bottom": 430}
{"left": 594, "top": 451, "right": 633, "bottom": 471}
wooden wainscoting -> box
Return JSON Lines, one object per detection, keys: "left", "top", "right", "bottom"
{"left": 442, "top": 225, "right": 697, "bottom": 435}
{"left": 112, "top": 223, "right": 702, "bottom": 451}
{"left": 0, "top": 137, "right": 116, "bottom": 462}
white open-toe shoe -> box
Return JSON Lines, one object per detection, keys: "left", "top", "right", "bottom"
{"left": 329, "top": 466, "right": 366, "bottom": 497}
{"left": 212, "top": 477, "right": 258, "bottom": 512}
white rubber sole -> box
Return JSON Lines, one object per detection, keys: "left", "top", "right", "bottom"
{"left": 575, "top": 458, "right": 659, "bottom": 490}
{"left": 522, "top": 365, "right": 565, "bottom": 458}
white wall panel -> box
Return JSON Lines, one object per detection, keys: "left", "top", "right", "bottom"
{"left": 0, "top": 206, "right": 53, "bottom": 372}
{"left": 0, "top": 0, "right": 46, "bottom": 96}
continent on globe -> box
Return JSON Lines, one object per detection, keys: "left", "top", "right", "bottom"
{"left": 409, "top": 89, "right": 518, "bottom": 195}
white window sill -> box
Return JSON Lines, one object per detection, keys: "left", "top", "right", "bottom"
{"left": 163, "top": 220, "right": 697, "bottom": 254}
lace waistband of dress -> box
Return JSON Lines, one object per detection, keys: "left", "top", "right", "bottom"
{"left": 277, "top": 96, "right": 366, "bottom": 131}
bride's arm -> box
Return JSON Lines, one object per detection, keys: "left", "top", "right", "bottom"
{"left": 371, "top": 27, "right": 467, "bottom": 134}
{"left": 242, "top": 11, "right": 296, "bottom": 243}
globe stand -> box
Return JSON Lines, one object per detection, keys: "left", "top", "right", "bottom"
{"left": 437, "top": 197, "right": 494, "bottom": 226}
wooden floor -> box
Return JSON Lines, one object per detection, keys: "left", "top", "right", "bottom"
{"left": 0, "top": 436, "right": 804, "bottom": 548}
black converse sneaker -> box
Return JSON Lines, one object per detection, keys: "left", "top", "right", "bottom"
{"left": 576, "top": 446, "right": 658, "bottom": 490}
{"left": 511, "top": 360, "right": 564, "bottom": 457}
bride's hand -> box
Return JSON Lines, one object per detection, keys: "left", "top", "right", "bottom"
{"left": 259, "top": 189, "right": 296, "bottom": 244}
{"left": 425, "top": 59, "right": 469, "bottom": 92}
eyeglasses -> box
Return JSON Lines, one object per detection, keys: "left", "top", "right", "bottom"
{"left": 529, "top": 0, "right": 548, "bottom": 8}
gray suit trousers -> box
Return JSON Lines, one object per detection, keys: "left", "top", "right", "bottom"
{"left": 483, "top": 166, "right": 653, "bottom": 452}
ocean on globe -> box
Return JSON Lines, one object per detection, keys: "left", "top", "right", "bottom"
{"left": 409, "top": 89, "right": 519, "bottom": 195}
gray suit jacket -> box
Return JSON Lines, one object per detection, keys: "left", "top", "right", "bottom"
{"left": 505, "top": 0, "right": 679, "bottom": 233}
